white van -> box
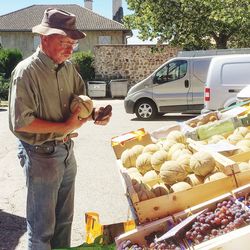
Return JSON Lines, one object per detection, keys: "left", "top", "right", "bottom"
{"left": 124, "top": 56, "right": 213, "bottom": 120}
{"left": 202, "top": 54, "right": 250, "bottom": 113}
{"left": 237, "top": 85, "right": 250, "bottom": 102}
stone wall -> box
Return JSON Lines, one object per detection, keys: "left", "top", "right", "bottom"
{"left": 94, "top": 45, "right": 180, "bottom": 85}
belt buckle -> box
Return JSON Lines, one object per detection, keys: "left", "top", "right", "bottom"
{"left": 62, "top": 136, "right": 68, "bottom": 143}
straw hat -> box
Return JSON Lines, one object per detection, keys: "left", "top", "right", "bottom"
{"left": 32, "top": 8, "right": 86, "bottom": 40}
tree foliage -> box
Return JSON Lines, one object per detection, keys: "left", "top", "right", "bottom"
{"left": 124, "top": 0, "right": 250, "bottom": 49}
{"left": 0, "top": 48, "right": 22, "bottom": 78}
{"left": 71, "top": 51, "right": 95, "bottom": 81}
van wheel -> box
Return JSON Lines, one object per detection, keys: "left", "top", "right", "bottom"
{"left": 135, "top": 100, "right": 157, "bottom": 120}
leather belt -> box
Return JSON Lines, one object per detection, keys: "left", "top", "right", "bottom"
{"left": 44, "top": 135, "right": 71, "bottom": 146}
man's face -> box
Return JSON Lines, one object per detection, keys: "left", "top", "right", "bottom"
{"left": 42, "top": 34, "right": 78, "bottom": 64}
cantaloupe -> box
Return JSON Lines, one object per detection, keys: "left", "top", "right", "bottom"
{"left": 170, "top": 182, "right": 192, "bottom": 192}
{"left": 70, "top": 95, "right": 93, "bottom": 118}
{"left": 136, "top": 153, "right": 153, "bottom": 175}
{"left": 190, "top": 151, "right": 215, "bottom": 177}
{"left": 204, "top": 172, "right": 227, "bottom": 183}
{"left": 166, "top": 130, "right": 186, "bottom": 144}
{"left": 151, "top": 150, "right": 168, "bottom": 171}
{"left": 160, "top": 160, "right": 187, "bottom": 185}
{"left": 152, "top": 183, "right": 169, "bottom": 197}
{"left": 142, "top": 170, "right": 159, "bottom": 186}
{"left": 143, "top": 144, "right": 161, "bottom": 154}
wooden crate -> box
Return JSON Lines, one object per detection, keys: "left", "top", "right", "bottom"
{"left": 116, "top": 139, "right": 238, "bottom": 224}
{"left": 229, "top": 152, "right": 250, "bottom": 188}
{"left": 120, "top": 161, "right": 237, "bottom": 224}
{"left": 173, "top": 192, "right": 250, "bottom": 249}
{"left": 173, "top": 192, "right": 233, "bottom": 222}
{"left": 195, "top": 225, "right": 250, "bottom": 250}
{"left": 115, "top": 216, "right": 184, "bottom": 248}
{"left": 111, "top": 128, "right": 152, "bottom": 159}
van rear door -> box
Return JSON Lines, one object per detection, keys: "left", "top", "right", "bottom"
{"left": 190, "top": 58, "right": 212, "bottom": 108}
{"left": 152, "top": 59, "right": 191, "bottom": 112}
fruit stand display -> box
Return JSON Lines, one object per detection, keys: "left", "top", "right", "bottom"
{"left": 112, "top": 128, "right": 239, "bottom": 225}
{"left": 110, "top": 101, "right": 250, "bottom": 249}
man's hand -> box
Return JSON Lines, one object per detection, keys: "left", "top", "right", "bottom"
{"left": 65, "top": 106, "right": 87, "bottom": 132}
{"left": 93, "top": 106, "right": 112, "bottom": 126}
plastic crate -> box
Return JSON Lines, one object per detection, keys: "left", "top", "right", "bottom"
{"left": 87, "top": 81, "right": 106, "bottom": 97}
{"left": 109, "top": 79, "right": 128, "bottom": 98}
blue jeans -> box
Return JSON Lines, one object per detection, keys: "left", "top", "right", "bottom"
{"left": 18, "top": 140, "right": 77, "bottom": 250}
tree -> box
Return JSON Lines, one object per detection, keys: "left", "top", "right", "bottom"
{"left": 71, "top": 51, "right": 95, "bottom": 81}
{"left": 124, "top": 0, "right": 250, "bottom": 49}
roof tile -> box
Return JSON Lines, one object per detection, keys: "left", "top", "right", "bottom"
{"left": 0, "top": 4, "right": 130, "bottom": 32}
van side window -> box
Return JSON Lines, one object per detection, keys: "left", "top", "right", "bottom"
{"left": 222, "top": 63, "right": 250, "bottom": 85}
{"left": 155, "top": 60, "right": 187, "bottom": 83}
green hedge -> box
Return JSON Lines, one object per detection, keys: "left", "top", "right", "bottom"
{"left": 0, "top": 48, "right": 22, "bottom": 79}
{"left": 0, "top": 48, "right": 22, "bottom": 101}
{"left": 71, "top": 51, "right": 95, "bottom": 81}
{"left": 0, "top": 75, "right": 9, "bottom": 101}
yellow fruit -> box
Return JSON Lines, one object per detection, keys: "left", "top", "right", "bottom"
{"left": 136, "top": 153, "right": 153, "bottom": 175}
{"left": 233, "top": 127, "right": 249, "bottom": 137}
{"left": 238, "top": 162, "right": 250, "bottom": 172}
{"left": 204, "top": 172, "right": 227, "bottom": 183}
{"left": 170, "top": 182, "right": 192, "bottom": 193}
{"left": 142, "top": 170, "right": 159, "bottom": 186}
{"left": 185, "top": 174, "right": 204, "bottom": 186}
{"left": 178, "top": 154, "right": 192, "bottom": 173}
{"left": 166, "top": 130, "right": 187, "bottom": 144}
{"left": 152, "top": 183, "right": 169, "bottom": 197}
{"left": 190, "top": 151, "right": 215, "bottom": 177}
{"left": 143, "top": 144, "right": 161, "bottom": 154}
{"left": 209, "top": 115, "right": 217, "bottom": 122}
{"left": 70, "top": 95, "right": 93, "bottom": 118}
{"left": 151, "top": 150, "right": 168, "bottom": 171}
{"left": 161, "top": 140, "right": 176, "bottom": 152}
{"left": 168, "top": 143, "right": 186, "bottom": 159}
{"left": 160, "top": 160, "right": 187, "bottom": 185}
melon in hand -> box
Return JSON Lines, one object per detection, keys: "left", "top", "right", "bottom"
{"left": 70, "top": 95, "right": 93, "bottom": 119}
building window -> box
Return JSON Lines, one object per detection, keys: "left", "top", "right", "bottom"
{"left": 98, "top": 36, "right": 111, "bottom": 45}
{"left": 33, "top": 35, "right": 40, "bottom": 51}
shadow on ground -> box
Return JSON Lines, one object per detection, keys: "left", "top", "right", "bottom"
{"left": 131, "top": 114, "right": 197, "bottom": 122}
{"left": 0, "top": 210, "right": 26, "bottom": 250}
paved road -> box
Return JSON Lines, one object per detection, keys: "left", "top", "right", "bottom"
{"left": 0, "top": 99, "right": 195, "bottom": 249}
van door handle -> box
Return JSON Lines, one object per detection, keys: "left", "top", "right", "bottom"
{"left": 184, "top": 80, "right": 189, "bottom": 88}
{"left": 228, "top": 89, "right": 239, "bottom": 93}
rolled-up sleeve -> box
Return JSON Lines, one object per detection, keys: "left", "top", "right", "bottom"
{"left": 9, "top": 70, "right": 37, "bottom": 131}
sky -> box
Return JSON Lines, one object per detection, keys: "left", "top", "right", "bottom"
{"left": 0, "top": 0, "right": 156, "bottom": 44}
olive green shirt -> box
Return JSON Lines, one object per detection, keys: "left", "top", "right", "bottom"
{"left": 9, "top": 48, "right": 86, "bottom": 145}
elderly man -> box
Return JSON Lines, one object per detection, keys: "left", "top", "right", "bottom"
{"left": 8, "top": 8, "right": 111, "bottom": 250}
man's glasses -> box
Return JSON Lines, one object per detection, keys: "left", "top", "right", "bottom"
{"left": 59, "top": 40, "right": 79, "bottom": 50}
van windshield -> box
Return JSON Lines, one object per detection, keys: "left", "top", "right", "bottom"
{"left": 155, "top": 60, "right": 187, "bottom": 83}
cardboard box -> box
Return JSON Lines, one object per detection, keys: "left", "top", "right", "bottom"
{"left": 111, "top": 128, "right": 152, "bottom": 159}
